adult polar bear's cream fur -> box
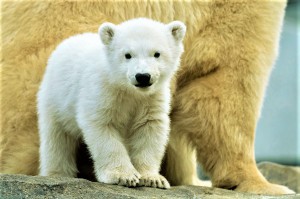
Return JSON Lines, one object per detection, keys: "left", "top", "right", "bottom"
{"left": 1, "top": 0, "right": 295, "bottom": 195}
{"left": 37, "top": 18, "right": 186, "bottom": 189}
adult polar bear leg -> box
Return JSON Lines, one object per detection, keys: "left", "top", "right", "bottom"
{"left": 162, "top": 130, "right": 209, "bottom": 187}
{"left": 167, "top": 71, "right": 295, "bottom": 194}
{"left": 162, "top": 0, "right": 294, "bottom": 195}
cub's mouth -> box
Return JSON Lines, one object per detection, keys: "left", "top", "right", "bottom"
{"left": 135, "top": 83, "right": 152, "bottom": 88}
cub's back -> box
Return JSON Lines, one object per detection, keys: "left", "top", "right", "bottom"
{"left": 38, "top": 33, "right": 105, "bottom": 130}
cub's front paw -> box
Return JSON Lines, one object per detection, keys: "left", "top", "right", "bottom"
{"left": 117, "top": 172, "right": 141, "bottom": 187}
{"left": 138, "top": 174, "right": 170, "bottom": 189}
{"left": 97, "top": 168, "right": 141, "bottom": 187}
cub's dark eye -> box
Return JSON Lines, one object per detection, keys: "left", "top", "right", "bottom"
{"left": 154, "top": 52, "right": 160, "bottom": 58}
{"left": 125, "top": 53, "right": 132, "bottom": 59}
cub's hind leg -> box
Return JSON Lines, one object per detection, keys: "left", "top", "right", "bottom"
{"left": 38, "top": 115, "right": 79, "bottom": 177}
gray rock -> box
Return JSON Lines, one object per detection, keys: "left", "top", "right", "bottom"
{"left": 0, "top": 174, "right": 299, "bottom": 199}
{"left": 258, "top": 162, "right": 300, "bottom": 193}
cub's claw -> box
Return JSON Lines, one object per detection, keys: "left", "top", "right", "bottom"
{"left": 138, "top": 174, "right": 170, "bottom": 189}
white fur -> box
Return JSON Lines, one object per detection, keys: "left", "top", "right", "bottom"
{"left": 37, "top": 18, "right": 186, "bottom": 189}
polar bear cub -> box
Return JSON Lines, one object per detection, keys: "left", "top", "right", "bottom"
{"left": 37, "top": 18, "right": 186, "bottom": 189}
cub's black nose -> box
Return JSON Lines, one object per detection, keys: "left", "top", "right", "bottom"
{"left": 135, "top": 73, "right": 151, "bottom": 87}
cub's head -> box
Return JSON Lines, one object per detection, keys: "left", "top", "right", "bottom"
{"left": 98, "top": 18, "right": 186, "bottom": 93}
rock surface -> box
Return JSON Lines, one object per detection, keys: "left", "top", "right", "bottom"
{"left": 258, "top": 162, "right": 300, "bottom": 193}
{"left": 0, "top": 174, "right": 298, "bottom": 199}
{"left": 0, "top": 162, "right": 299, "bottom": 198}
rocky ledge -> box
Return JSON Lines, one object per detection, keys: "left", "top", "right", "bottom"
{"left": 0, "top": 162, "right": 299, "bottom": 199}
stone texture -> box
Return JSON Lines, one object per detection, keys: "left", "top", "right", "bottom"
{"left": 258, "top": 162, "right": 300, "bottom": 193}
{"left": 1, "top": 162, "right": 299, "bottom": 199}
{"left": 0, "top": 173, "right": 299, "bottom": 199}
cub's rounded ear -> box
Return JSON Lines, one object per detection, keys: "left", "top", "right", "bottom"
{"left": 167, "top": 21, "right": 186, "bottom": 42}
{"left": 99, "top": 22, "right": 116, "bottom": 45}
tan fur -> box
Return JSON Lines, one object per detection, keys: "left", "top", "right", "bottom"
{"left": 0, "top": 0, "right": 293, "bottom": 194}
